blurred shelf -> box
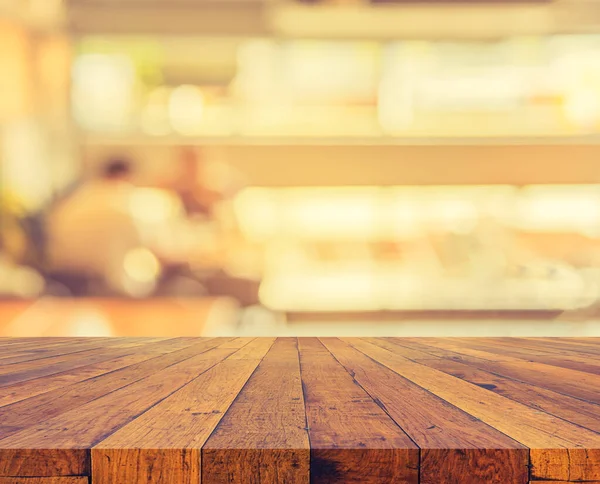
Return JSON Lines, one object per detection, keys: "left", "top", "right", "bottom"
{"left": 81, "top": 133, "right": 600, "bottom": 146}
{"left": 81, "top": 137, "right": 600, "bottom": 186}
{"left": 67, "top": 0, "right": 270, "bottom": 36}
{"left": 66, "top": 0, "right": 600, "bottom": 38}
{"left": 270, "top": 1, "right": 600, "bottom": 40}
{"left": 286, "top": 309, "right": 565, "bottom": 322}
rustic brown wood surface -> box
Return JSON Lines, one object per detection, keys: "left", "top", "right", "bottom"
{"left": 0, "top": 478, "right": 88, "bottom": 484}
{"left": 0, "top": 338, "right": 599, "bottom": 483}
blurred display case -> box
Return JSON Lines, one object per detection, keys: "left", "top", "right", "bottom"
{"left": 71, "top": 35, "right": 600, "bottom": 140}
{"left": 233, "top": 185, "right": 600, "bottom": 313}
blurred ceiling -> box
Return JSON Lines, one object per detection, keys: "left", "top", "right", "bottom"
{"left": 63, "top": 0, "right": 600, "bottom": 39}
{"left": 3, "top": 0, "right": 599, "bottom": 39}
{"left": 0, "top": 0, "right": 65, "bottom": 30}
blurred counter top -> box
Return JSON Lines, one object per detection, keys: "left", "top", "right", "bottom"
{"left": 0, "top": 298, "right": 240, "bottom": 338}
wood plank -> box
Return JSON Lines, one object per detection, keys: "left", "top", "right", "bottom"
{"left": 298, "top": 337, "right": 418, "bottom": 484}
{"left": 321, "top": 337, "right": 528, "bottom": 484}
{"left": 202, "top": 338, "right": 310, "bottom": 484}
{"left": 0, "top": 338, "right": 211, "bottom": 407}
{"left": 0, "top": 339, "right": 236, "bottom": 477}
{"left": 0, "top": 338, "right": 75, "bottom": 344}
{"left": 0, "top": 339, "right": 119, "bottom": 366}
{"left": 0, "top": 339, "right": 237, "bottom": 439}
{"left": 0, "top": 340, "right": 130, "bottom": 374}
{"left": 445, "top": 338, "right": 600, "bottom": 374}
{"left": 92, "top": 338, "right": 275, "bottom": 484}
{"left": 0, "top": 353, "right": 165, "bottom": 408}
{"left": 414, "top": 355, "right": 600, "bottom": 434}
{"left": 519, "top": 338, "right": 600, "bottom": 356}
{"left": 450, "top": 338, "right": 600, "bottom": 364}
{"left": 0, "top": 338, "right": 100, "bottom": 358}
{"left": 493, "top": 337, "right": 600, "bottom": 355}
{"left": 214, "top": 338, "right": 256, "bottom": 349}
{"left": 0, "top": 338, "right": 169, "bottom": 364}
{"left": 0, "top": 478, "right": 88, "bottom": 484}
{"left": 532, "top": 481, "right": 600, "bottom": 483}
{"left": 0, "top": 448, "right": 89, "bottom": 478}
{"left": 0, "top": 339, "right": 184, "bottom": 387}
{"left": 226, "top": 338, "right": 276, "bottom": 360}
{"left": 389, "top": 338, "right": 534, "bottom": 362}
{"left": 0, "top": 336, "right": 599, "bottom": 483}
{"left": 349, "top": 338, "right": 600, "bottom": 482}
{"left": 411, "top": 339, "right": 600, "bottom": 404}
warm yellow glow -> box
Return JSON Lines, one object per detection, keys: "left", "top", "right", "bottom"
{"left": 233, "top": 185, "right": 600, "bottom": 312}
{"left": 70, "top": 35, "right": 600, "bottom": 137}
{"left": 11, "top": 267, "right": 45, "bottom": 298}
{"left": 564, "top": 88, "right": 600, "bottom": 129}
{"left": 259, "top": 269, "right": 593, "bottom": 312}
{"left": 0, "top": 20, "right": 33, "bottom": 120}
{"left": 516, "top": 185, "right": 600, "bottom": 233}
{"left": 64, "top": 310, "right": 114, "bottom": 337}
{"left": 260, "top": 271, "right": 382, "bottom": 312}
{"left": 168, "top": 85, "right": 205, "bottom": 135}
{"left": 72, "top": 53, "right": 135, "bottom": 130}
{"left": 129, "top": 188, "right": 182, "bottom": 225}
{"left": 235, "top": 185, "right": 520, "bottom": 242}
{"left": 123, "top": 247, "right": 161, "bottom": 284}
{"left": 141, "top": 87, "right": 172, "bottom": 136}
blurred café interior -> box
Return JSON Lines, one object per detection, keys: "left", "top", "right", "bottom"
{"left": 1, "top": 0, "right": 600, "bottom": 337}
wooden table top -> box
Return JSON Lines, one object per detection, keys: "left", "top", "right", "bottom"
{"left": 0, "top": 337, "right": 598, "bottom": 484}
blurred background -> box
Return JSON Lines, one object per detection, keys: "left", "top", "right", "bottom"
{"left": 2, "top": 0, "right": 600, "bottom": 337}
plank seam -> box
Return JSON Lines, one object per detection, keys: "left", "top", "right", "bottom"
{"left": 349, "top": 338, "right": 530, "bottom": 450}
{"left": 315, "top": 337, "right": 422, "bottom": 482}
{"left": 0, "top": 343, "right": 122, "bottom": 367}
{"left": 85, "top": 341, "right": 236, "bottom": 446}
{"left": 199, "top": 337, "right": 278, "bottom": 447}
{"left": 297, "top": 337, "right": 313, "bottom": 483}
{"left": 412, "top": 356, "right": 600, "bottom": 437}
{"left": 380, "top": 339, "right": 600, "bottom": 415}
{"left": 0, "top": 339, "right": 217, "bottom": 409}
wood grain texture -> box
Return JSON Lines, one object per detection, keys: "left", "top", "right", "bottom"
{"left": 92, "top": 338, "right": 274, "bottom": 484}
{"left": 322, "top": 338, "right": 528, "bottom": 484}
{"left": 0, "top": 339, "right": 225, "bottom": 439}
{"left": 416, "top": 339, "right": 600, "bottom": 404}
{"left": 441, "top": 337, "right": 600, "bottom": 375}
{"left": 0, "top": 338, "right": 146, "bottom": 366}
{"left": 298, "top": 338, "right": 418, "bottom": 484}
{"left": 412, "top": 354, "right": 600, "bottom": 433}
{"left": 0, "top": 338, "right": 102, "bottom": 359}
{"left": 202, "top": 337, "right": 310, "bottom": 484}
{"left": 0, "top": 337, "right": 599, "bottom": 483}
{"left": 0, "top": 340, "right": 165, "bottom": 387}
{"left": 0, "top": 478, "right": 88, "bottom": 484}
{"left": 532, "top": 481, "right": 600, "bottom": 483}
{"left": 0, "top": 449, "right": 89, "bottom": 477}
{"left": 0, "top": 350, "right": 183, "bottom": 408}
{"left": 0, "top": 339, "right": 235, "bottom": 477}
{"left": 350, "top": 338, "right": 600, "bottom": 482}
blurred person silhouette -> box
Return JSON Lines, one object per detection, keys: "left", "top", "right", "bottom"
{"left": 46, "top": 155, "right": 220, "bottom": 299}
{"left": 159, "top": 146, "right": 265, "bottom": 310}
{"left": 174, "top": 146, "right": 244, "bottom": 218}
{"left": 45, "top": 157, "right": 159, "bottom": 297}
